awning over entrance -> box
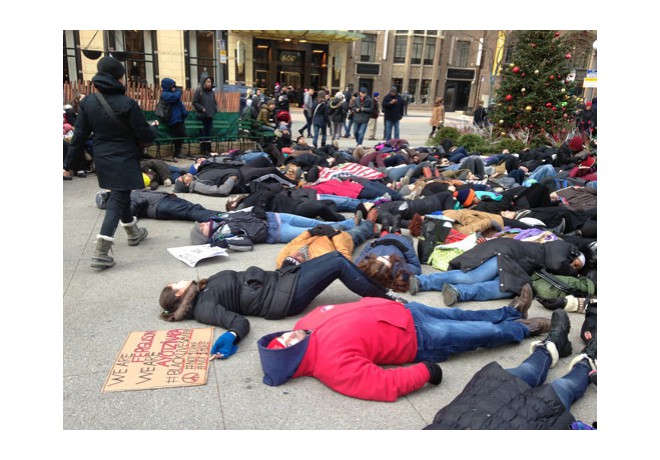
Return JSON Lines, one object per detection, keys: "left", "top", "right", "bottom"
{"left": 232, "top": 30, "right": 365, "bottom": 43}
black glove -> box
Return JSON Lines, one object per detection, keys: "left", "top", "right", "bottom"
{"left": 309, "top": 224, "right": 341, "bottom": 238}
{"left": 423, "top": 361, "right": 443, "bottom": 385}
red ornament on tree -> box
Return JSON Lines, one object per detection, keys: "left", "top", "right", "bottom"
{"left": 513, "top": 66, "right": 520, "bottom": 74}
{"left": 545, "top": 102, "right": 552, "bottom": 108}
{"left": 554, "top": 32, "right": 560, "bottom": 37}
{"left": 505, "top": 94, "right": 513, "bottom": 101}
{"left": 565, "top": 53, "right": 572, "bottom": 59}
{"left": 552, "top": 107, "right": 557, "bottom": 111}
{"left": 550, "top": 75, "right": 555, "bottom": 80}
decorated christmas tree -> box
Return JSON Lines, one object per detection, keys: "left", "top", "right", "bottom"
{"left": 490, "top": 30, "right": 579, "bottom": 142}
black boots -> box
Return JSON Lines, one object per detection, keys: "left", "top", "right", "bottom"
{"left": 530, "top": 309, "right": 572, "bottom": 367}
{"left": 570, "top": 336, "right": 597, "bottom": 372}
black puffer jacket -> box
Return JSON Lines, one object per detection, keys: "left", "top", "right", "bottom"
{"left": 448, "top": 238, "right": 581, "bottom": 295}
{"left": 66, "top": 73, "right": 154, "bottom": 190}
{"left": 424, "top": 361, "right": 575, "bottom": 430}
{"left": 190, "top": 265, "right": 300, "bottom": 340}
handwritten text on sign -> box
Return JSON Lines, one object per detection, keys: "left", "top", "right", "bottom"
{"left": 103, "top": 328, "right": 213, "bottom": 392}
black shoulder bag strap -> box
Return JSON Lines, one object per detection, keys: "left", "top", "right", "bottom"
{"left": 535, "top": 269, "right": 582, "bottom": 296}
{"left": 95, "top": 92, "right": 137, "bottom": 138}
{"left": 96, "top": 92, "right": 152, "bottom": 149}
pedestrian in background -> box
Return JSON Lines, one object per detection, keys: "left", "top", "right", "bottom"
{"left": 352, "top": 87, "right": 373, "bottom": 146}
{"left": 429, "top": 97, "right": 445, "bottom": 138}
{"left": 192, "top": 75, "right": 218, "bottom": 156}
{"left": 367, "top": 92, "right": 380, "bottom": 140}
{"left": 382, "top": 86, "right": 405, "bottom": 141}
{"left": 160, "top": 77, "right": 188, "bottom": 161}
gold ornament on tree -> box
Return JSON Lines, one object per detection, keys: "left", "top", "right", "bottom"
{"left": 525, "top": 105, "right": 532, "bottom": 111}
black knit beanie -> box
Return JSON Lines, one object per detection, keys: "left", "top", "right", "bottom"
{"left": 97, "top": 56, "right": 125, "bottom": 80}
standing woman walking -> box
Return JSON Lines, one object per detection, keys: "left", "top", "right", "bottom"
{"left": 429, "top": 97, "right": 445, "bottom": 138}
{"left": 65, "top": 56, "right": 155, "bottom": 269}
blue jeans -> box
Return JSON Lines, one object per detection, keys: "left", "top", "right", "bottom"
{"left": 415, "top": 256, "right": 515, "bottom": 302}
{"left": 167, "top": 165, "right": 184, "bottom": 181}
{"left": 155, "top": 196, "right": 220, "bottom": 222}
{"left": 384, "top": 119, "right": 400, "bottom": 140}
{"left": 386, "top": 164, "right": 417, "bottom": 182}
{"left": 407, "top": 302, "right": 527, "bottom": 362}
{"left": 266, "top": 212, "right": 354, "bottom": 243}
{"left": 353, "top": 122, "right": 368, "bottom": 145}
{"left": 347, "top": 220, "right": 375, "bottom": 246}
{"left": 523, "top": 164, "right": 556, "bottom": 186}
{"left": 357, "top": 180, "right": 403, "bottom": 201}
{"left": 313, "top": 123, "right": 327, "bottom": 147}
{"left": 289, "top": 251, "right": 388, "bottom": 315}
{"left": 317, "top": 194, "right": 365, "bottom": 212}
{"left": 344, "top": 117, "right": 354, "bottom": 136}
{"left": 485, "top": 154, "right": 506, "bottom": 166}
{"left": 240, "top": 151, "right": 270, "bottom": 163}
{"left": 508, "top": 346, "right": 591, "bottom": 410}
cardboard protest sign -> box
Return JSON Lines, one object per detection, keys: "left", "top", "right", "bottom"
{"left": 102, "top": 328, "right": 214, "bottom": 393}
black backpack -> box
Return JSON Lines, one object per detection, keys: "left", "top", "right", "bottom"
{"left": 155, "top": 98, "right": 171, "bottom": 122}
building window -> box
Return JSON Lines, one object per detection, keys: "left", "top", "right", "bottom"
{"left": 188, "top": 30, "right": 217, "bottom": 88}
{"left": 423, "top": 37, "right": 435, "bottom": 65}
{"left": 392, "top": 78, "right": 403, "bottom": 94}
{"left": 63, "top": 30, "right": 79, "bottom": 83}
{"left": 413, "top": 30, "right": 425, "bottom": 35}
{"left": 396, "top": 30, "right": 408, "bottom": 34}
{"left": 394, "top": 35, "right": 407, "bottom": 64}
{"left": 427, "top": 30, "right": 438, "bottom": 36}
{"left": 408, "top": 79, "right": 418, "bottom": 103}
{"left": 420, "top": 79, "right": 431, "bottom": 104}
{"left": 107, "top": 30, "right": 157, "bottom": 86}
{"left": 361, "top": 33, "right": 376, "bottom": 62}
{"left": 411, "top": 36, "right": 423, "bottom": 65}
{"left": 454, "top": 40, "right": 470, "bottom": 67}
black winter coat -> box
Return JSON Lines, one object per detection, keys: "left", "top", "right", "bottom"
{"left": 424, "top": 362, "right": 575, "bottom": 430}
{"left": 189, "top": 265, "right": 300, "bottom": 339}
{"left": 312, "top": 100, "right": 330, "bottom": 126}
{"left": 66, "top": 73, "right": 155, "bottom": 190}
{"left": 192, "top": 79, "right": 218, "bottom": 120}
{"left": 448, "top": 238, "right": 580, "bottom": 295}
{"left": 328, "top": 97, "right": 348, "bottom": 123}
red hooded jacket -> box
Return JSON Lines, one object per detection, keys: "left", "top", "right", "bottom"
{"left": 291, "top": 297, "right": 430, "bottom": 401}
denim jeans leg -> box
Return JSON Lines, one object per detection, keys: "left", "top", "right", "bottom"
{"left": 385, "top": 120, "right": 392, "bottom": 140}
{"left": 288, "top": 252, "right": 388, "bottom": 314}
{"left": 317, "top": 194, "right": 363, "bottom": 212}
{"left": 155, "top": 197, "right": 219, "bottom": 222}
{"left": 347, "top": 220, "right": 375, "bottom": 246}
{"left": 407, "top": 303, "right": 528, "bottom": 362}
{"left": 100, "top": 190, "right": 132, "bottom": 237}
{"left": 393, "top": 120, "right": 400, "bottom": 139}
{"left": 549, "top": 359, "right": 592, "bottom": 409}
{"left": 506, "top": 346, "right": 553, "bottom": 388}
{"left": 417, "top": 257, "right": 499, "bottom": 292}
{"left": 453, "top": 278, "right": 515, "bottom": 302}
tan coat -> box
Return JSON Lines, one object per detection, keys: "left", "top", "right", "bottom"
{"left": 276, "top": 231, "right": 354, "bottom": 268}
{"left": 442, "top": 209, "right": 504, "bottom": 236}
{"left": 430, "top": 104, "right": 445, "bottom": 127}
